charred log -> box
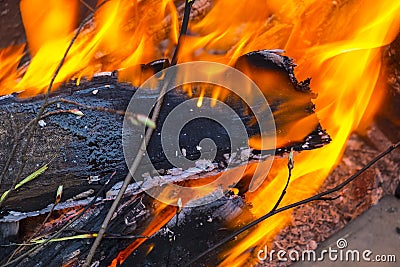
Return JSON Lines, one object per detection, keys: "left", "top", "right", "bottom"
{"left": 0, "top": 51, "right": 330, "bottom": 213}
{"left": 0, "top": 51, "right": 330, "bottom": 265}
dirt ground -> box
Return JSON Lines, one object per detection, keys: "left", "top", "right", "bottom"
{"left": 266, "top": 126, "right": 400, "bottom": 266}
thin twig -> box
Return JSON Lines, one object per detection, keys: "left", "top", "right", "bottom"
{"left": 318, "top": 195, "right": 342, "bottom": 201}
{"left": 83, "top": 1, "right": 195, "bottom": 265}
{"left": 79, "top": 0, "right": 95, "bottom": 13}
{"left": 171, "top": 0, "right": 194, "bottom": 65}
{"left": 58, "top": 98, "right": 126, "bottom": 115}
{"left": 165, "top": 1, "right": 194, "bottom": 262}
{"left": 186, "top": 142, "right": 399, "bottom": 266}
{"left": 83, "top": 65, "right": 166, "bottom": 266}
{"left": 271, "top": 148, "right": 294, "bottom": 212}
{"left": 63, "top": 228, "right": 149, "bottom": 239}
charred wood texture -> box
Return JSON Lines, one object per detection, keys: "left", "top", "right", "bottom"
{"left": 2, "top": 192, "right": 250, "bottom": 267}
{"left": 376, "top": 33, "right": 400, "bottom": 143}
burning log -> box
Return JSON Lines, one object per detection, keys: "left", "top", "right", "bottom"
{"left": 0, "top": 51, "right": 329, "bottom": 211}
{"left": 0, "top": 50, "right": 330, "bottom": 265}
{"left": 1, "top": 189, "right": 251, "bottom": 266}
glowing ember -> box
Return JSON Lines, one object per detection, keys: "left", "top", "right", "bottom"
{"left": 0, "top": 0, "right": 399, "bottom": 265}
{"left": 111, "top": 202, "right": 177, "bottom": 266}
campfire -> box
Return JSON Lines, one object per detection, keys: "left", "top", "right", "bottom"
{"left": 0, "top": 0, "right": 399, "bottom": 266}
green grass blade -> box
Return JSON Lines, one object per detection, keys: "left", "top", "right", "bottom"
{"left": 0, "top": 190, "right": 11, "bottom": 203}
{"left": 31, "top": 233, "right": 96, "bottom": 244}
{"left": 15, "top": 164, "right": 49, "bottom": 190}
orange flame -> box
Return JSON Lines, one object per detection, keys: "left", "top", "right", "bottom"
{"left": 0, "top": 0, "right": 179, "bottom": 97}
{"left": 110, "top": 202, "right": 177, "bottom": 266}
{"left": 218, "top": 0, "right": 400, "bottom": 265}
{"left": 0, "top": 0, "right": 399, "bottom": 265}
{"left": 20, "top": 0, "right": 79, "bottom": 56}
{"left": 0, "top": 45, "right": 25, "bottom": 91}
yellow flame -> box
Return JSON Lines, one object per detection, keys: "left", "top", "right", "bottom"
{"left": 0, "top": 45, "right": 25, "bottom": 93}
{"left": 0, "top": 0, "right": 399, "bottom": 265}
{"left": 1, "top": 0, "right": 179, "bottom": 97}
{"left": 20, "top": 0, "right": 79, "bottom": 56}
{"left": 197, "top": 86, "right": 205, "bottom": 107}
{"left": 218, "top": 0, "right": 400, "bottom": 265}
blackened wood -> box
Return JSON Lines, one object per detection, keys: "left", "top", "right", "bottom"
{"left": 0, "top": 51, "right": 331, "bottom": 266}
{"left": 1, "top": 191, "right": 248, "bottom": 266}
{"left": 0, "top": 51, "right": 330, "bottom": 214}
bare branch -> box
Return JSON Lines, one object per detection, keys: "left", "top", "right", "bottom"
{"left": 186, "top": 141, "right": 400, "bottom": 266}
{"left": 83, "top": 1, "right": 196, "bottom": 265}
{"left": 271, "top": 148, "right": 294, "bottom": 212}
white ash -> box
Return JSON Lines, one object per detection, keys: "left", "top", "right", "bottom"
{"left": 240, "top": 148, "right": 251, "bottom": 161}
{"left": 38, "top": 119, "right": 46, "bottom": 127}
{"left": 93, "top": 71, "right": 113, "bottom": 77}
{"left": 195, "top": 159, "right": 214, "bottom": 171}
